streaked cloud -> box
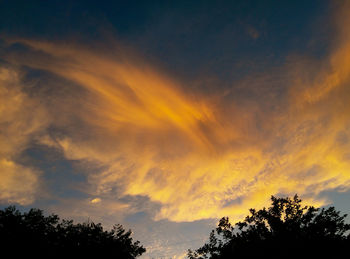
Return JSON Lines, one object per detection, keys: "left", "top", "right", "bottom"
{"left": 1, "top": 3, "right": 350, "bottom": 225}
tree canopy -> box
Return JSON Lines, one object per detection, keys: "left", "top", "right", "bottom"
{"left": 188, "top": 195, "right": 350, "bottom": 259}
{"left": 0, "top": 206, "right": 145, "bottom": 258}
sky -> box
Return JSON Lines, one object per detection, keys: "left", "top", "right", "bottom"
{"left": 1, "top": 0, "right": 350, "bottom": 258}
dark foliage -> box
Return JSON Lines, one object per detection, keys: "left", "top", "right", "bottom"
{"left": 188, "top": 195, "right": 350, "bottom": 259}
{"left": 0, "top": 206, "right": 145, "bottom": 258}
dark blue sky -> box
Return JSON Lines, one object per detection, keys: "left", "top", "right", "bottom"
{"left": 1, "top": 0, "right": 331, "bottom": 80}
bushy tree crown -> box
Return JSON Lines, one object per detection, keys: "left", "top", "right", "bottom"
{"left": 188, "top": 195, "right": 350, "bottom": 259}
{"left": 0, "top": 206, "right": 145, "bottom": 258}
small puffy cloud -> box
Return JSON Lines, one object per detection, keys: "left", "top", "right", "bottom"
{"left": 90, "top": 197, "right": 101, "bottom": 204}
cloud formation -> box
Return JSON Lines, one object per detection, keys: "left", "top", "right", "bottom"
{"left": 1, "top": 3, "right": 350, "bottom": 223}
{"left": 0, "top": 67, "right": 47, "bottom": 204}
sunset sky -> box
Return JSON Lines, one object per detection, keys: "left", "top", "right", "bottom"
{"left": 1, "top": 0, "right": 350, "bottom": 258}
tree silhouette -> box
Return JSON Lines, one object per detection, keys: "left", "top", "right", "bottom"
{"left": 0, "top": 206, "right": 146, "bottom": 258}
{"left": 188, "top": 195, "right": 350, "bottom": 259}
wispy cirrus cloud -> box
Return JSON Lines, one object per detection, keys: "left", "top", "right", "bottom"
{"left": 1, "top": 3, "right": 350, "bottom": 225}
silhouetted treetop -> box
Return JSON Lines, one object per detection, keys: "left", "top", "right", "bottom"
{"left": 188, "top": 195, "right": 350, "bottom": 259}
{"left": 0, "top": 206, "right": 145, "bottom": 259}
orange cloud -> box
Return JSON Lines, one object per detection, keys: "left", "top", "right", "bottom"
{"left": 2, "top": 3, "right": 350, "bottom": 222}
{"left": 0, "top": 67, "right": 47, "bottom": 204}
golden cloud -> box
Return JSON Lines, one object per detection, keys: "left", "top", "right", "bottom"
{"left": 0, "top": 67, "right": 47, "bottom": 205}
{"left": 2, "top": 4, "right": 350, "bottom": 222}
